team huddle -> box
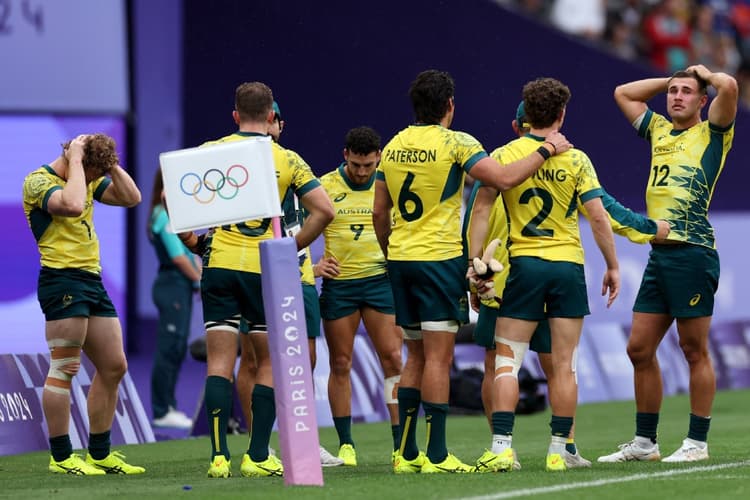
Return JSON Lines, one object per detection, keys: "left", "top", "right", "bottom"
{"left": 22, "top": 63, "right": 737, "bottom": 476}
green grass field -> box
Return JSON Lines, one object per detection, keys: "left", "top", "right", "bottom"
{"left": 2, "top": 389, "right": 748, "bottom": 499}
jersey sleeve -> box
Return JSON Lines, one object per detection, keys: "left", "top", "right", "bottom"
{"left": 151, "top": 207, "right": 188, "bottom": 259}
{"left": 453, "top": 131, "right": 488, "bottom": 173}
{"left": 23, "top": 172, "right": 60, "bottom": 211}
{"left": 574, "top": 151, "right": 603, "bottom": 202}
{"left": 288, "top": 150, "right": 321, "bottom": 197}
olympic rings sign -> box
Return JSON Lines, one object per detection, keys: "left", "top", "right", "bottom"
{"left": 179, "top": 164, "right": 249, "bottom": 204}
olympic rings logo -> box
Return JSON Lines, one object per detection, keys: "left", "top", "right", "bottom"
{"left": 179, "top": 165, "right": 249, "bottom": 204}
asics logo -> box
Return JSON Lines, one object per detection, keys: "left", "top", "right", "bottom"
{"left": 333, "top": 193, "right": 347, "bottom": 202}
{"left": 212, "top": 409, "right": 221, "bottom": 415}
{"left": 689, "top": 294, "right": 701, "bottom": 306}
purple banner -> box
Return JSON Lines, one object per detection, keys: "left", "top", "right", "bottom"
{"left": 260, "top": 237, "right": 323, "bottom": 486}
{"left": 0, "top": 353, "right": 154, "bottom": 456}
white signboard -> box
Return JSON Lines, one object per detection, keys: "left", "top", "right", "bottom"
{"left": 159, "top": 137, "right": 282, "bottom": 232}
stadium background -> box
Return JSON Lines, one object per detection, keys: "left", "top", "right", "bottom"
{"left": 1, "top": 0, "right": 749, "bottom": 451}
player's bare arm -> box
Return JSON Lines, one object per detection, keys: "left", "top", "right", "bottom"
{"left": 686, "top": 65, "right": 739, "bottom": 128}
{"left": 614, "top": 77, "right": 668, "bottom": 123}
{"left": 372, "top": 179, "right": 392, "bottom": 260}
{"left": 100, "top": 165, "right": 142, "bottom": 207}
{"left": 296, "top": 185, "right": 334, "bottom": 250}
{"left": 46, "top": 135, "right": 87, "bottom": 216}
{"left": 470, "top": 131, "right": 571, "bottom": 192}
{"left": 583, "top": 196, "right": 620, "bottom": 307}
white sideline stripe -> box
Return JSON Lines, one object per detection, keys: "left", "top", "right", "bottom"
{"left": 460, "top": 461, "right": 750, "bottom": 500}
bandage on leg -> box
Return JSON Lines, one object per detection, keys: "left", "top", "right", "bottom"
{"left": 494, "top": 338, "right": 529, "bottom": 380}
{"left": 46, "top": 339, "right": 82, "bottom": 395}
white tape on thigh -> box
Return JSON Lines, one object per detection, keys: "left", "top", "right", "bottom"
{"left": 494, "top": 337, "right": 529, "bottom": 380}
{"left": 384, "top": 375, "right": 400, "bottom": 405}
{"left": 421, "top": 320, "right": 459, "bottom": 333}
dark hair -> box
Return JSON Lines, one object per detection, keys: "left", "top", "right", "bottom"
{"left": 522, "top": 78, "right": 571, "bottom": 129}
{"left": 234, "top": 82, "right": 273, "bottom": 122}
{"left": 344, "top": 126, "right": 381, "bottom": 155}
{"left": 668, "top": 70, "right": 708, "bottom": 94}
{"left": 409, "top": 70, "right": 454, "bottom": 125}
{"left": 62, "top": 133, "right": 119, "bottom": 179}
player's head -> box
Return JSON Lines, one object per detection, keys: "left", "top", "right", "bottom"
{"left": 666, "top": 69, "right": 709, "bottom": 122}
{"left": 512, "top": 101, "right": 531, "bottom": 137}
{"left": 522, "top": 77, "right": 571, "bottom": 129}
{"left": 233, "top": 82, "right": 274, "bottom": 125}
{"left": 269, "top": 100, "right": 285, "bottom": 142}
{"left": 409, "top": 70, "right": 455, "bottom": 126}
{"left": 343, "top": 126, "right": 381, "bottom": 185}
{"left": 62, "top": 133, "right": 119, "bottom": 183}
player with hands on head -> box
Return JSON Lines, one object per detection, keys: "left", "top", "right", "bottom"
{"left": 598, "top": 64, "right": 737, "bottom": 464}
{"left": 23, "top": 133, "right": 144, "bottom": 475}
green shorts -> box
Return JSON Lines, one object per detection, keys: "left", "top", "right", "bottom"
{"left": 319, "top": 273, "right": 394, "bottom": 320}
{"left": 474, "top": 303, "right": 551, "bottom": 353}
{"left": 634, "top": 243, "right": 719, "bottom": 317}
{"left": 387, "top": 256, "right": 469, "bottom": 328}
{"left": 201, "top": 267, "right": 266, "bottom": 331}
{"left": 302, "top": 283, "right": 321, "bottom": 338}
{"left": 37, "top": 267, "right": 117, "bottom": 321}
{"left": 499, "top": 256, "right": 589, "bottom": 320}
{"left": 239, "top": 282, "right": 319, "bottom": 338}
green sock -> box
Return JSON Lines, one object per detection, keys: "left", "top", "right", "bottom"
{"left": 636, "top": 412, "right": 659, "bottom": 443}
{"left": 491, "top": 411, "right": 515, "bottom": 436}
{"left": 550, "top": 415, "right": 574, "bottom": 438}
{"left": 333, "top": 416, "right": 354, "bottom": 447}
{"left": 205, "top": 375, "right": 233, "bottom": 460}
{"left": 49, "top": 434, "right": 73, "bottom": 462}
{"left": 397, "top": 387, "right": 421, "bottom": 460}
{"left": 423, "top": 401, "right": 448, "bottom": 464}
{"left": 248, "top": 384, "right": 276, "bottom": 462}
{"left": 391, "top": 424, "right": 401, "bottom": 451}
{"left": 88, "top": 430, "right": 111, "bottom": 460}
{"left": 687, "top": 413, "right": 711, "bottom": 442}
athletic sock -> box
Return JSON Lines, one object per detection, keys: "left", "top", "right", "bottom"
{"left": 205, "top": 375, "right": 233, "bottom": 460}
{"left": 88, "top": 430, "right": 111, "bottom": 460}
{"left": 687, "top": 413, "right": 711, "bottom": 443}
{"left": 50, "top": 434, "right": 73, "bottom": 462}
{"left": 333, "top": 416, "right": 354, "bottom": 447}
{"left": 397, "top": 387, "right": 421, "bottom": 460}
{"left": 423, "top": 401, "right": 448, "bottom": 464}
{"left": 635, "top": 412, "right": 659, "bottom": 444}
{"left": 248, "top": 384, "right": 276, "bottom": 462}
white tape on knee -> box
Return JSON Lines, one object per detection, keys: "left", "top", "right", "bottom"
{"left": 494, "top": 337, "right": 529, "bottom": 380}
{"left": 384, "top": 375, "right": 400, "bottom": 405}
{"left": 46, "top": 339, "right": 82, "bottom": 395}
{"left": 571, "top": 346, "right": 579, "bottom": 385}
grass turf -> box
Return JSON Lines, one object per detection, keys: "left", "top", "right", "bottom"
{"left": 1, "top": 389, "right": 748, "bottom": 499}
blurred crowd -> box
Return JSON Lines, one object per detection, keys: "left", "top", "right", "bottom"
{"left": 500, "top": 0, "right": 750, "bottom": 108}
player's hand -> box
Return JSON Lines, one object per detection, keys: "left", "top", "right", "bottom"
{"left": 65, "top": 135, "right": 87, "bottom": 163}
{"left": 471, "top": 238, "right": 503, "bottom": 279}
{"left": 686, "top": 64, "right": 712, "bottom": 81}
{"left": 654, "top": 220, "right": 671, "bottom": 242}
{"left": 544, "top": 131, "right": 572, "bottom": 155}
{"left": 601, "top": 268, "right": 620, "bottom": 308}
{"left": 314, "top": 256, "right": 340, "bottom": 279}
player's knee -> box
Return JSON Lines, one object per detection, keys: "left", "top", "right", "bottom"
{"left": 380, "top": 349, "right": 402, "bottom": 374}
{"left": 679, "top": 341, "right": 709, "bottom": 365}
{"left": 330, "top": 353, "right": 352, "bottom": 376}
{"left": 494, "top": 338, "right": 528, "bottom": 381}
{"left": 46, "top": 340, "right": 83, "bottom": 395}
{"left": 626, "top": 341, "right": 656, "bottom": 366}
{"left": 100, "top": 356, "right": 128, "bottom": 383}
